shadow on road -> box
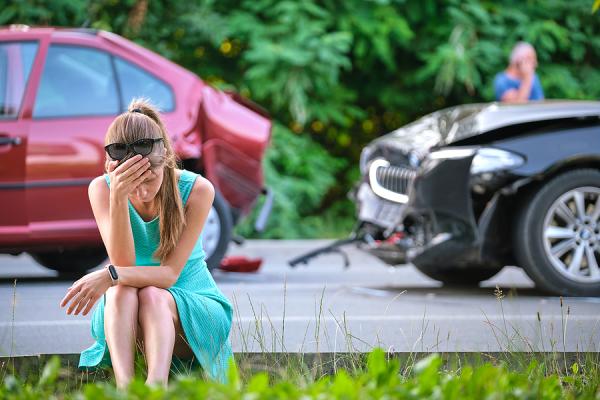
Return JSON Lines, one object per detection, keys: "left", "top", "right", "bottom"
{"left": 359, "top": 284, "right": 550, "bottom": 297}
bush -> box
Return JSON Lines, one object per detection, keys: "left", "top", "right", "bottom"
{"left": 236, "top": 123, "right": 351, "bottom": 239}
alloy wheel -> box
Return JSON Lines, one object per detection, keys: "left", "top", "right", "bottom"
{"left": 543, "top": 186, "right": 600, "bottom": 283}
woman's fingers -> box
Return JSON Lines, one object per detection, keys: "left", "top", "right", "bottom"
{"left": 113, "top": 154, "right": 142, "bottom": 174}
{"left": 123, "top": 157, "right": 149, "bottom": 180}
{"left": 82, "top": 295, "right": 99, "bottom": 316}
{"left": 116, "top": 159, "right": 150, "bottom": 188}
{"left": 66, "top": 287, "right": 88, "bottom": 314}
{"left": 60, "top": 284, "right": 80, "bottom": 307}
{"left": 122, "top": 160, "right": 151, "bottom": 185}
{"left": 112, "top": 154, "right": 144, "bottom": 180}
{"left": 107, "top": 155, "right": 151, "bottom": 198}
{"left": 74, "top": 293, "right": 93, "bottom": 315}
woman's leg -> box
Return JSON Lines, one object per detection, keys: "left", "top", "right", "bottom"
{"left": 137, "top": 286, "right": 193, "bottom": 386}
{"left": 104, "top": 285, "right": 140, "bottom": 390}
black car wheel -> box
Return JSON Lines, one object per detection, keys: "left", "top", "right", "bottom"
{"left": 514, "top": 169, "right": 600, "bottom": 296}
{"left": 202, "top": 189, "right": 232, "bottom": 271}
{"left": 415, "top": 264, "right": 503, "bottom": 286}
{"left": 29, "top": 247, "right": 108, "bottom": 278}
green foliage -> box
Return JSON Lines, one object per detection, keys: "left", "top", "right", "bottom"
{"left": 36, "top": 355, "right": 60, "bottom": 388}
{"left": 228, "top": 1, "right": 357, "bottom": 127}
{"left": 415, "top": 0, "right": 600, "bottom": 103}
{"left": 235, "top": 123, "right": 349, "bottom": 238}
{"left": 2, "top": 349, "right": 600, "bottom": 399}
{"left": 0, "top": 0, "right": 86, "bottom": 27}
{"left": 4, "top": 0, "right": 600, "bottom": 238}
{"left": 0, "top": 355, "right": 63, "bottom": 398}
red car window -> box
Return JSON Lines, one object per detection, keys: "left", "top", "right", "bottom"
{"left": 0, "top": 41, "right": 38, "bottom": 119}
{"left": 114, "top": 56, "right": 175, "bottom": 112}
{"left": 33, "top": 44, "right": 119, "bottom": 118}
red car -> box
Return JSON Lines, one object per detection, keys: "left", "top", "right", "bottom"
{"left": 0, "top": 25, "right": 273, "bottom": 274}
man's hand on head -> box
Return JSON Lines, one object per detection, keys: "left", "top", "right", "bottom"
{"left": 517, "top": 58, "right": 535, "bottom": 79}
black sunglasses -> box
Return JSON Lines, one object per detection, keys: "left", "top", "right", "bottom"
{"left": 104, "top": 138, "right": 163, "bottom": 161}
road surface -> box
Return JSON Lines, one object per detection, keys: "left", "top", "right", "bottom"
{"left": 1, "top": 240, "right": 598, "bottom": 357}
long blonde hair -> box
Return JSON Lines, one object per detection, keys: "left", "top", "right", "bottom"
{"left": 104, "top": 97, "right": 185, "bottom": 262}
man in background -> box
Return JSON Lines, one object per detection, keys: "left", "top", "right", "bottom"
{"left": 494, "top": 41, "right": 544, "bottom": 103}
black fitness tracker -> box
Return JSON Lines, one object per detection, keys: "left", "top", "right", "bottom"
{"left": 107, "top": 264, "right": 119, "bottom": 286}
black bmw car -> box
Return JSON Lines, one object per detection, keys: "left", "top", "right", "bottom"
{"left": 350, "top": 100, "right": 600, "bottom": 297}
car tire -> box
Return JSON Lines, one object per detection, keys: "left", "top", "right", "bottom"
{"left": 203, "top": 189, "right": 232, "bottom": 272}
{"left": 513, "top": 169, "right": 600, "bottom": 296}
{"left": 29, "top": 247, "right": 108, "bottom": 278}
{"left": 415, "top": 264, "right": 503, "bottom": 286}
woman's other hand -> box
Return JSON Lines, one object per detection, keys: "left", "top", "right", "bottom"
{"left": 107, "top": 154, "right": 154, "bottom": 201}
{"left": 59, "top": 267, "right": 113, "bottom": 316}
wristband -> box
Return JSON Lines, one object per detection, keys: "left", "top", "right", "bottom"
{"left": 107, "top": 264, "right": 119, "bottom": 286}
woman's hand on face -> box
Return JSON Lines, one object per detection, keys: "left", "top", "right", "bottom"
{"left": 107, "top": 154, "right": 154, "bottom": 201}
{"left": 59, "top": 267, "right": 113, "bottom": 316}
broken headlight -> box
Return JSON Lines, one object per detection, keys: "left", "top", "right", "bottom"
{"left": 470, "top": 147, "right": 525, "bottom": 174}
{"left": 427, "top": 146, "right": 524, "bottom": 175}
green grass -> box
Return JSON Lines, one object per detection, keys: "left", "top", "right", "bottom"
{"left": 1, "top": 349, "right": 599, "bottom": 399}
{"left": 1, "top": 279, "right": 600, "bottom": 398}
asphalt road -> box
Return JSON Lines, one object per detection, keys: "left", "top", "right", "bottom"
{"left": 1, "top": 240, "right": 599, "bottom": 357}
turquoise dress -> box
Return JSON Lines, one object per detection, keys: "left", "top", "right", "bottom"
{"left": 78, "top": 169, "right": 234, "bottom": 384}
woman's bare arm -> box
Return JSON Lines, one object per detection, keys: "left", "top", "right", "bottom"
{"left": 113, "top": 175, "right": 215, "bottom": 288}
{"left": 88, "top": 176, "right": 136, "bottom": 266}
{"left": 89, "top": 155, "right": 152, "bottom": 266}
{"left": 61, "top": 172, "right": 213, "bottom": 317}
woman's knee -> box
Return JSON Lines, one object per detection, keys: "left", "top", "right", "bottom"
{"left": 105, "top": 285, "right": 139, "bottom": 309}
{"left": 138, "top": 286, "right": 169, "bottom": 311}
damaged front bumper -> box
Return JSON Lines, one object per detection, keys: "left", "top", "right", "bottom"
{"left": 288, "top": 145, "right": 524, "bottom": 270}
{"left": 356, "top": 146, "right": 524, "bottom": 269}
{"left": 400, "top": 151, "right": 480, "bottom": 268}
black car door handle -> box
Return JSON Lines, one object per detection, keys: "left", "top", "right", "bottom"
{"left": 0, "top": 135, "right": 22, "bottom": 146}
